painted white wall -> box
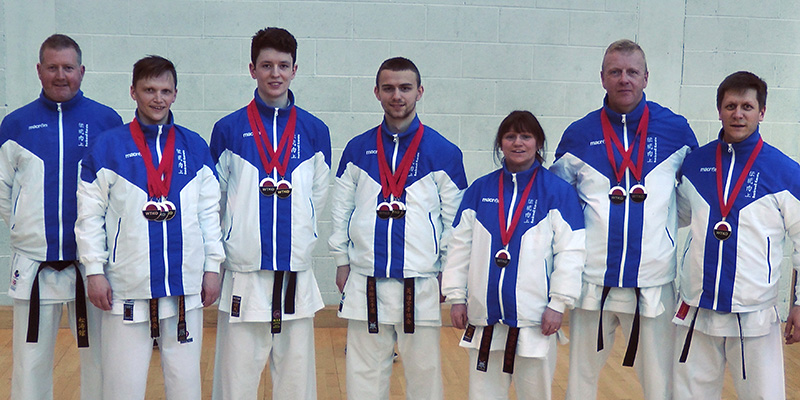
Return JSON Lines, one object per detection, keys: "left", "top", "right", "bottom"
{"left": 1, "top": 0, "right": 798, "bottom": 316}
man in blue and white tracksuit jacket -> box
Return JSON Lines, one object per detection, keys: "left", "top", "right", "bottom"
{"left": 209, "top": 89, "right": 331, "bottom": 400}
{"left": 550, "top": 40, "right": 697, "bottom": 400}
{"left": 441, "top": 160, "right": 585, "bottom": 399}
{"left": 0, "top": 34, "right": 122, "bottom": 400}
{"left": 674, "top": 71, "right": 800, "bottom": 399}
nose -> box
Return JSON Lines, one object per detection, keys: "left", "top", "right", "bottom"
{"left": 270, "top": 65, "right": 280, "bottom": 77}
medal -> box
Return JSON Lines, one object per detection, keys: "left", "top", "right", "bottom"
{"left": 713, "top": 220, "right": 732, "bottom": 241}
{"left": 608, "top": 186, "right": 626, "bottom": 204}
{"left": 494, "top": 249, "right": 511, "bottom": 268}
{"left": 275, "top": 179, "right": 292, "bottom": 199}
{"left": 246, "top": 100, "right": 297, "bottom": 200}
{"left": 259, "top": 177, "right": 277, "bottom": 196}
{"left": 496, "top": 168, "right": 539, "bottom": 268}
{"left": 601, "top": 105, "right": 650, "bottom": 205}
{"left": 142, "top": 201, "right": 162, "bottom": 221}
{"left": 376, "top": 202, "right": 392, "bottom": 219}
{"left": 389, "top": 200, "right": 406, "bottom": 219}
{"left": 162, "top": 200, "right": 176, "bottom": 221}
{"left": 629, "top": 184, "right": 647, "bottom": 203}
{"left": 130, "top": 118, "right": 177, "bottom": 222}
{"left": 713, "top": 137, "right": 763, "bottom": 241}
{"left": 375, "top": 123, "right": 425, "bottom": 221}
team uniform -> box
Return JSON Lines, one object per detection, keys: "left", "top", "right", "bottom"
{"left": 550, "top": 95, "right": 697, "bottom": 400}
{"left": 674, "top": 128, "right": 800, "bottom": 399}
{"left": 441, "top": 161, "right": 585, "bottom": 399}
{"left": 0, "top": 90, "right": 122, "bottom": 400}
{"left": 76, "top": 113, "right": 224, "bottom": 400}
{"left": 209, "top": 89, "right": 331, "bottom": 400}
{"left": 329, "top": 116, "right": 467, "bottom": 400}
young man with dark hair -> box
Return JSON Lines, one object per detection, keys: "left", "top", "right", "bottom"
{"left": 0, "top": 33, "right": 122, "bottom": 400}
{"left": 329, "top": 57, "right": 467, "bottom": 399}
{"left": 209, "top": 27, "right": 331, "bottom": 400}
{"left": 77, "top": 55, "right": 223, "bottom": 400}
{"left": 550, "top": 39, "right": 698, "bottom": 399}
{"left": 674, "top": 71, "right": 800, "bottom": 399}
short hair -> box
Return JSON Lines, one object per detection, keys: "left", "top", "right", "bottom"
{"left": 132, "top": 55, "right": 177, "bottom": 89}
{"left": 494, "top": 110, "right": 546, "bottom": 164}
{"left": 251, "top": 27, "right": 297, "bottom": 65}
{"left": 716, "top": 71, "right": 767, "bottom": 111}
{"left": 602, "top": 39, "right": 647, "bottom": 72}
{"left": 39, "top": 34, "right": 82, "bottom": 65}
{"left": 376, "top": 57, "right": 421, "bottom": 87}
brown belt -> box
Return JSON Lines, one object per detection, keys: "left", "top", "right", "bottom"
{"left": 27, "top": 260, "right": 88, "bottom": 348}
{"left": 365, "top": 277, "right": 415, "bottom": 334}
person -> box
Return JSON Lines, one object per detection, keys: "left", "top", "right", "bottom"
{"left": 328, "top": 57, "right": 467, "bottom": 400}
{"left": 673, "top": 71, "right": 800, "bottom": 399}
{"left": 441, "top": 110, "right": 585, "bottom": 399}
{"left": 550, "top": 39, "right": 698, "bottom": 400}
{"left": 0, "top": 34, "right": 122, "bottom": 400}
{"left": 76, "top": 55, "right": 224, "bottom": 400}
{"left": 209, "top": 27, "right": 331, "bottom": 400}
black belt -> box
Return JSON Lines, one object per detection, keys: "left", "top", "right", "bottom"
{"left": 27, "top": 260, "right": 88, "bottom": 348}
{"left": 473, "top": 324, "right": 520, "bottom": 374}
{"left": 679, "top": 307, "right": 747, "bottom": 380}
{"left": 596, "top": 286, "right": 641, "bottom": 367}
{"left": 149, "top": 295, "right": 190, "bottom": 343}
{"left": 271, "top": 271, "right": 297, "bottom": 334}
{"left": 365, "top": 277, "right": 415, "bottom": 334}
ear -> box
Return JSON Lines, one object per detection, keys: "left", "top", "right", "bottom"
{"left": 416, "top": 85, "right": 424, "bottom": 101}
{"left": 249, "top": 62, "right": 257, "bottom": 79}
{"left": 759, "top": 106, "right": 765, "bottom": 122}
{"left": 130, "top": 85, "right": 136, "bottom": 102}
{"left": 374, "top": 85, "right": 380, "bottom": 101}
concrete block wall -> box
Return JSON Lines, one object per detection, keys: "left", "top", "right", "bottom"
{"left": 0, "top": 0, "right": 798, "bottom": 315}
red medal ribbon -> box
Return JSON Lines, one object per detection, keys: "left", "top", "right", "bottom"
{"left": 498, "top": 167, "right": 538, "bottom": 247}
{"left": 375, "top": 123, "right": 425, "bottom": 200}
{"left": 715, "top": 137, "right": 763, "bottom": 219}
{"left": 130, "top": 118, "right": 176, "bottom": 199}
{"left": 246, "top": 100, "right": 297, "bottom": 178}
{"left": 601, "top": 105, "right": 650, "bottom": 183}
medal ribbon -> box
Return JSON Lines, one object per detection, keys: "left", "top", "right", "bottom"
{"left": 715, "top": 137, "right": 763, "bottom": 219}
{"left": 375, "top": 123, "right": 425, "bottom": 200}
{"left": 246, "top": 100, "right": 297, "bottom": 178}
{"left": 497, "top": 167, "right": 538, "bottom": 247}
{"left": 601, "top": 105, "right": 650, "bottom": 183}
{"left": 129, "top": 118, "right": 176, "bottom": 199}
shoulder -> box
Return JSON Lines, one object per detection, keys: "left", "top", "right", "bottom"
{"left": 422, "top": 125, "right": 461, "bottom": 153}
{"left": 646, "top": 101, "right": 695, "bottom": 137}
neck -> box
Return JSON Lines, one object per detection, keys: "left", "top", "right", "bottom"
{"left": 137, "top": 113, "right": 168, "bottom": 126}
{"left": 259, "top": 91, "right": 289, "bottom": 109}
{"left": 385, "top": 115, "right": 414, "bottom": 134}
{"left": 506, "top": 161, "right": 535, "bottom": 173}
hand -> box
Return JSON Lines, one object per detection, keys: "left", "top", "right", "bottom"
{"left": 87, "top": 274, "right": 113, "bottom": 311}
{"left": 450, "top": 303, "right": 468, "bottom": 330}
{"left": 540, "top": 307, "right": 563, "bottom": 336}
{"left": 336, "top": 265, "right": 350, "bottom": 293}
{"left": 201, "top": 271, "right": 221, "bottom": 307}
{"left": 785, "top": 305, "right": 800, "bottom": 345}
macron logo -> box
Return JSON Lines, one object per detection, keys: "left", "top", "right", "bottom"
{"left": 589, "top": 139, "right": 605, "bottom": 146}
{"left": 365, "top": 150, "right": 378, "bottom": 155}
{"left": 125, "top": 152, "right": 141, "bottom": 159}
{"left": 28, "top": 123, "right": 48, "bottom": 130}
{"left": 699, "top": 167, "right": 716, "bottom": 172}
{"left": 481, "top": 197, "right": 499, "bottom": 203}
{"left": 243, "top": 132, "right": 253, "bottom": 137}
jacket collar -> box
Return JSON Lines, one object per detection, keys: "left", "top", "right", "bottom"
{"left": 134, "top": 110, "right": 175, "bottom": 138}
{"left": 717, "top": 126, "right": 762, "bottom": 153}
{"left": 38, "top": 89, "right": 84, "bottom": 111}
{"left": 380, "top": 115, "right": 422, "bottom": 140}
{"left": 602, "top": 92, "right": 647, "bottom": 124}
{"left": 252, "top": 89, "right": 296, "bottom": 117}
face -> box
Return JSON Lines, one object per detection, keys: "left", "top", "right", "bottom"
{"left": 718, "top": 88, "right": 764, "bottom": 143}
{"left": 374, "top": 69, "right": 424, "bottom": 127}
{"left": 601, "top": 50, "right": 648, "bottom": 114}
{"left": 130, "top": 72, "right": 177, "bottom": 126}
{"left": 501, "top": 129, "right": 539, "bottom": 172}
{"left": 250, "top": 48, "right": 297, "bottom": 108}
{"left": 37, "top": 47, "right": 85, "bottom": 103}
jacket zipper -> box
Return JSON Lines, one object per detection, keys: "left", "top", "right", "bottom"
{"left": 384, "top": 133, "right": 399, "bottom": 277}
{"left": 713, "top": 143, "right": 736, "bottom": 309}
{"left": 58, "top": 103, "right": 64, "bottom": 259}
{"left": 498, "top": 172, "right": 519, "bottom": 319}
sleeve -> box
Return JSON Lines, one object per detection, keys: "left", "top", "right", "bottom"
{"left": 546, "top": 185, "right": 586, "bottom": 313}
{"left": 0, "top": 122, "right": 17, "bottom": 225}
{"left": 197, "top": 159, "right": 225, "bottom": 273}
{"left": 440, "top": 194, "right": 476, "bottom": 305}
{"left": 676, "top": 170, "right": 692, "bottom": 228}
{"left": 209, "top": 121, "right": 230, "bottom": 217}
{"left": 311, "top": 125, "right": 332, "bottom": 213}
{"left": 779, "top": 170, "right": 800, "bottom": 306}
{"left": 549, "top": 128, "right": 580, "bottom": 188}
{"left": 327, "top": 146, "right": 358, "bottom": 267}
{"left": 75, "top": 147, "right": 111, "bottom": 276}
{"left": 434, "top": 146, "right": 467, "bottom": 268}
